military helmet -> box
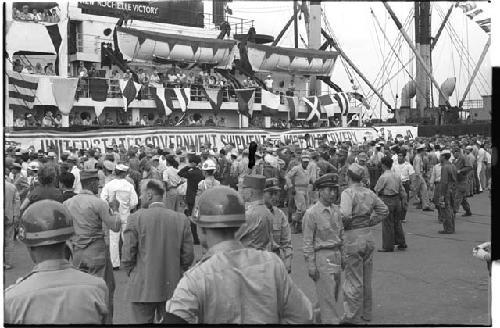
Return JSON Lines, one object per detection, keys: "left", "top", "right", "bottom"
{"left": 193, "top": 186, "right": 246, "bottom": 228}
{"left": 18, "top": 200, "right": 74, "bottom": 247}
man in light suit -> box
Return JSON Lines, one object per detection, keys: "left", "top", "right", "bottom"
{"left": 4, "top": 177, "right": 20, "bottom": 270}
{"left": 122, "top": 179, "right": 194, "bottom": 323}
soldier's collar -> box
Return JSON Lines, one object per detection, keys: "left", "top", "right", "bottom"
{"left": 200, "top": 240, "right": 245, "bottom": 262}
{"left": 32, "top": 259, "right": 73, "bottom": 273}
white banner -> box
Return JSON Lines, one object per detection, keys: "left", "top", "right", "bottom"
{"left": 5, "top": 126, "right": 418, "bottom": 157}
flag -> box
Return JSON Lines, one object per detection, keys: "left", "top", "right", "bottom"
{"left": 318, "top": 94, "right": 340, "bottom": 117}
{"left": 348, "top": 92, "right": 370, "bottom": 109}
{"left": 347, "top": 114, "right": 360, "bottom": 126}
{"left": 119, "top": 79, "right": 142, "bottom": 112}
{"left": 203, "top": 87, "right": 224, "bottom": 111}
{"left": 285, "top": 96, "right": 299, "bottom": 121}
{"left": 261, "top": 89, "right": 280, "bottom": 116}
{"left": 45, "top": 23, "right": 62, "bottom": 75}
{"left": 235, "top": 88, "right": 255, "bottom": 117}
{"left": 303, "top": 96, "right": 321, "bottom": 122}
{"left": 36, "top": 77, "right": 56, "bottom": 105}
{"left": 174, "top": 88, "right": 191, "bottom": 112}
{"left": 332, "top": 92, "right": 350, "bottom": 116}
{"left": 8, "top": 71, "right": 39, "bottom": 111}
{"left": 52, "top": 77, "right": 79, "bottom": 115}
{"left": 89, "top": 78, "right": 109, "bottom": 102}
{"left": 150, "top": 83, "right": 174, "bottom": 116}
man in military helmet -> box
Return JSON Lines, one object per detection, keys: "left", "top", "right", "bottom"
{"left": 263, "top": 178, "right": 293, "bottom": 273}
{"left": 340, "top": 163, "right": 388, "bottom": 324}
{"left": 165, "top": 186, "right": 313, "bottom": 324}
{"left": 4, "top": 200, "right": 109, "bottom": 324}
{"left": 302, "top": 173, "right": 344, "bottom": 324}
{"left": 64, "top": 169, "right": 121, "bottom": 323}
{"left": 236, "top": 174, "right": 274, "bottom": 251}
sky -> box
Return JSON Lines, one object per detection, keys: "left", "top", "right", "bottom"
{"left": 204, "top": 1, "right": 493, "bottom": 119}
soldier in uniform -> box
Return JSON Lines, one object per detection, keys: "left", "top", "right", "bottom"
{"left": 64, "top": 169, "right": 121, "bottom": 323}
{"left": 236, "top": 175, "right": 274, "bottom": 251}
{"left": 438, "top": 150, "right": 457, "bottom": 234}
{"left": 263, "top": 178, "right": 293, "bottom": 272}
{"left": 165, "top": 187, "right": 313, "bottom": 324}
{"left": 374, "top": 157, "right": 407, "bottom": 252}
{"left": 4, "top": 200, "right": 109, "bottom": 324}
{"left": 302, "top": 173, "right": 344, "bottom": 324}
{"left": 340, "top": 163, "right": 389, "bottom": 324}
{"left": 285, "top": 154, "right": 313, "bottom": 233}
{"left": 356, "top": 152, "right": 371, "bottom": 188}
{"left": 413, "top": 144, "right": 434, "bottom": 211}
{"left": 452, "top": 147, "right": 472, "bottom": 216}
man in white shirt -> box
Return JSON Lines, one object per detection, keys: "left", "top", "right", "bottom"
{"left": 476, "top": 143, "right": 486, "bottom": 192}
{"left": 68, "top": 155, "right": 82, "bottom": 194}
{"left": 101, "top": 164, "right": 139, "bottom": 268}
{"left": 391, "top": 150, "right": 415, "bottom": 222}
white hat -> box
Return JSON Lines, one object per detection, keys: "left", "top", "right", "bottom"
{"left": 202, "top": 159, "right": 216, "bottom": 171}
{"left": 441, "top": 149, "right": 451, "bottom": 156}
{"left": 416, "top": 144, "right": 426, "bottom": 150}
{"left": 28, "top": 162, "right": 39, "bottom": 171}
{"left": 115, "top": 163, "right": 129, "bottom": 172}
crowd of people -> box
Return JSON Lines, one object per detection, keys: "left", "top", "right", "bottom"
{"left": 12, "top": 59, "right": 56, "bottom": 76}
{"left": 3, "top": 132, "right": 492, "bottom": 324}
{"left": 12, "top": 4, "right": 60, "bottom": 23}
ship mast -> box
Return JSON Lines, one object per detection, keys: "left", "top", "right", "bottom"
{"left": 414, "top": 2, "right": 431, "bottom": 120}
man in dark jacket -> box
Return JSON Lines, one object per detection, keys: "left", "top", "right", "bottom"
{"left": 178, "top": 154, "right": 204, "bottom": 244}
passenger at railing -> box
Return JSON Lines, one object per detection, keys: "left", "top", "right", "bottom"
{"left": 78, "top": 62, "right": 88, "bottom": 78}
{"left": 122, "top": 69, "right": 132, "bottom": 81}
{"left": 205, "top": 116, "right": 216, "bottom": 127}
{"left": 22, "top": 65, "right": 34, "bottom": 74}
{"left": 49, "top": 8, "right": 60, "bottom": 23}
{"left": 54, "top": 114, "right": 62, "bottom": 128}
{"left": 25, "top": 113, "right": 36, "bottom": 127}
{"left": 82, "top": 115, "right": 92, "bottom": 126}
{"left": 33, "top": 63, "right": 43, "bottom": 74}
{"left": 179, "top": 71, "right": 188, "bottom": 87}
{"left": 140, "top": 115, "right": 148, "bottom": 126}
{"left": 41, "top": 111, "right": 55, "bottom": 128}
{"left": 264, "top": 74, "right": 274, "bottom": 92}
{"left": 41, "top": 8, "right": 51, "bottom": 22}
{"left": 88, "top": 64, "right": 98, "bottom": 78}
{"left": 187, "top": 72, "right": 195, "bottom": 86}
{"left": 13, "top": 59, "right": 23, "bottom": 73}
{"left": 149, "top": 68, "right": 160, "bottom": 84}
{"left": 208, "top": 75, "right": 217, "bottom": 88}
{"left": 92, "top": 117, "right": 100, "bottom": 126}
{"left": 217, "top": 117, "right": 226, "bottom": 127}
{"left": 104, "top": 114, "right": 114, "bottom": 126}
{"left": 32, "top": 8, "right": 42, "bottom": 23}
{"left": 15, "top": 5, "right": 33, "bottom": 21}
{"left": 15, "top": 116, "right": 25, "bottom": 128}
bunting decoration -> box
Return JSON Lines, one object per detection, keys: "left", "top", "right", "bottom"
{"left": 150, "top": 83, "right": 174, "bottom": 116}
{"left": 8, "top": 71, "right": 39, "bottom": 111}
{"left": 36, "top": 77, "right": 57, "bottom": 105}
{"left": 235, "top": 88, "right": 255, "bottom": 118}
{"left": 261, "top": 89, "right": 280, "bottom": 116}
{"left": 119, "top": 79, "right": 142, "bottom": 112}
{"left": 318, "top": 94, "right": 340, "bottom": 117}
{"left": 173, "top": 88, "right": 191, "bottom": 112}
{"left": 89, "top": 78, "right": 109, "bottom": 102}
{"left": 457, "top": 2, "right": 491, "bottom": 34}
{"left": 51, "top": 78, "right": 79, "bottom": 115}
{"left": 285, "top": 96, "right": 299, "bottom": 121}
{"left": 45, "top": 23, "right": 63, "bottom": 75}
{"left": 303, "top": 96, "right": 321, "bottom": 122}
{"left": 348, "top": 92, "right": 370, "bottom": 109}
{"left": 203, "top": 87, "right": 224, "bottom": 111}
{"left": 93, "top": 102, "right": 106, "bottom": 118}
{"left": 332, "top": 92, "right": 350, "bottom": 116}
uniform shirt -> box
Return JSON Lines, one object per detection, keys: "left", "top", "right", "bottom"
{"left": 302, "top": 201, "right": 343, "bottom": 271}
{"left": 306, "top": 161, "right": 319, "bottom": 184}
{"left": 453, "top": 154, "right": 470, "bottom": 182}
{"left": 374, "top": 170, "right": 405, "bottom": 196}
{"left": 236, "top": 200, "right": 274, "bottom": 251}
{"left": 4, "top": 180, "right": 20, "bottom": 224}
{"left": 28, "top": 185, "right": 64, "bottom": 204}
{"left": 340, "top": 184, "right": 388, "bottom": 231}
{"left": 413, "top": 154, "right": 425, "bottom": 176}
{"left": 4, "top": 259, "right": 108, "bottom": 324}
{"left": 359, "top": 164, "right": 371, "bottom": 187}
{"left": 429, "top": 164, "right": 442, "bottom": 184}
{"left": 440, "top": 161, "right": 457, "bottom": 195}
{"left": 477, "top": 148, "right": 486, "bottom": 165}
{"left": 122, "top": 202, "right": 194, "bottom": 302}
{"left": 84, "top": 158, "right": 98, "bottom": 170}
{"left": 64, "top": 191, "right": 121, "bottom": 247}
{"left": 317, "top": 159, "right": 337, "bottom": 176}
{"left": 391, "top": 161, "right": 415, "bottom": 182}
{"left": 71, "top": 166, "right": 82, "bottom": 194}
{"left": 165, "top": 240, "right": 313, "bottom": 324}
{"left": 100, "top": 178, "right": 138, "bottom": 223}
{"left": 286, "top": 165, "right": 311, "bottom": 188}
{"left": 197, "top": 176, "right": 220, "bottom": 194}
{"left": 268, "top": 206, "right": 293, "bottom": 271}
{"left": 163, "top": 166, "right": 181, "bottom": 189}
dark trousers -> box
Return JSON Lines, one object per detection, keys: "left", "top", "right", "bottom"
{"left": 440, "top": 190, "right": 455, "bottom": 233}
{"left": 380, "top": 195, "right": 406, "bottom": 250}
{"left": 453, "top": 183, "right": 471, "bottom": 214}
{"left": 185, "top": 202, "right": 199, "bottom": 244}
{"left": 401, "top": 181, "right": 410, "bottom": 220}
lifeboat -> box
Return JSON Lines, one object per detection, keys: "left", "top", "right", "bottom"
{"left": 246, "top": 42, "right": 338, "bottom": 75}
{"left": 115, "top": 26, "right": 237, "bottom": 69}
